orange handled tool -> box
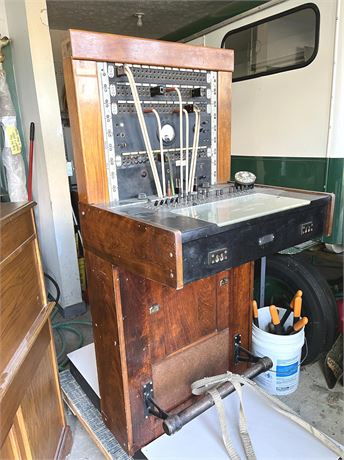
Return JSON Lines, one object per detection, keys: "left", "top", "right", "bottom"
{"left": 252, "top": 300, "right": 259, "bottom": 328}
{"left": 290, "top": 290, "right": 302, "bottom": 308}
{"left": 293, "top": 296, "right": 302, "bottom": 325}
{"left": 269, "top": 305, "right": 283, "bottom": 335}
{"left": 289, "top": 317, "right": 308, "bottom": 335}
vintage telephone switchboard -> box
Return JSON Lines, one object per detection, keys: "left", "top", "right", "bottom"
{"left": 64, "top": 30, "right": 334, "bottom": 455}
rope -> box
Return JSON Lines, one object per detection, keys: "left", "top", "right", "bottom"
{"left": 192, "top": 371, "right": 344, "bottom": 459}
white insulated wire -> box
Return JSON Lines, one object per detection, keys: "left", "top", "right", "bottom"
{"left": 152, "top": 109, "right": 166, "bottom": 197}
{"left": 124, "top": 65, "right": 163, "bottom": 198}
{"left": 182, "top": 109, "right": 189, "bottom": 193}
{"left": 189, "top": 107, "right": 201, "bottom": 193}
{"left": 174, "top": 88, "right": 184, "bottom": 195}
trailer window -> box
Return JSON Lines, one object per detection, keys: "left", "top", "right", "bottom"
{"left": 222, "top": 4, "right": 319, "bottom": 81}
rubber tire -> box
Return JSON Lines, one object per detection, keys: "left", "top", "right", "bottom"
{"left": 260, "top": 254, "right": 338, "bottom": 364}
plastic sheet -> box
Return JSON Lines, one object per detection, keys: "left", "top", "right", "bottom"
{"left": 0, "top": 70, "right": 28, "bottom": 202}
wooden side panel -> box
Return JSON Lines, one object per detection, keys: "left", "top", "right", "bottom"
{"left": 20, "top": 345, "right": 65, "bottom": 460}
{"left": 84, "top": 250, "right": 130, "bottom": 450}
{"left": 119, "top": 270, "right": 162, "bottom": 454}
{"left": 0, "top": 241, "right": 44, "bottom": 375}
{"left": 0, "top": 208, "right": 34, "bottom": 263}
{"left": 80, "top": 204, "right": 183, "bottom": 288}
{"left": 152, "top": 330, "right": 230, "bottom": 410}
{"left": 146, "top": 275, "right": 217, "bottom": 363}
{"left": 216, "top": 270, "right": 233, "bottom": 331}
{"left": 63, "top": 58, "right": 109, "bottom": 204}
{"left": 231, "top": 262, "right": 254, "bottom": 373}
{"left": 217, "top": 71, "right": 232, "bottom": 183}
{"left": 66, "top": 29, "right": 234, "bottom": 72}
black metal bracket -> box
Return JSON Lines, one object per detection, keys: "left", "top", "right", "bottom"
{"left": 143, "top": 382, "right": 169, "bottom": 420}
{"left": 234, "top": 334, "right": 260, "bottom": 364}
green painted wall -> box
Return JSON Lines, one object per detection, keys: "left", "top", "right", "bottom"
{"left": 231, "top": 156, "right": 343, "bottom": 245}
{"left": 324, "top": 158, "right": 344, "bottom": 246}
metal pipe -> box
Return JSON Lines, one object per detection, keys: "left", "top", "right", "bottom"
{"left": 163, "top": 356, "right": 273, "bottom": 435}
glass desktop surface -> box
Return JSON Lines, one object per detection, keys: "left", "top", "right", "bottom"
{"left": 170, "top": 193, "right": 310, "bottom": 227}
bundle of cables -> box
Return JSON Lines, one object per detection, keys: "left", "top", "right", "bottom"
{"left": 45, "top": 273, "right": 92, "bottom": 371}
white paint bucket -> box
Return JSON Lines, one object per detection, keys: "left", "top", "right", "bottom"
{"left": 252, "top": 306, "right": 305, "bottom": 395}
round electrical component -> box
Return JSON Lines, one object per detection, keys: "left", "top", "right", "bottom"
{"left": 234, "top": 171, "right": 256, "bottom": 188}
{"left": 160, "top": 123, "right": 175, "bottom": 144}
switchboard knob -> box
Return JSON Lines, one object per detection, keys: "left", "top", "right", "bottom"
{"left": 191, "top": 88, "right": 205, "bottom": 98}
{"left": 150, "top": 86, "right": 165, "bottom": 97}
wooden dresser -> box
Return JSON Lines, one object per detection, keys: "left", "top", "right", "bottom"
{"left": 0, "top": 202, "right": 72, "bottom": 459}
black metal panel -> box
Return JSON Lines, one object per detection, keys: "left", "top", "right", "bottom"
{"left": 106, "top": 63, "right": 214, "bottom": 200}
{"left": 182, "top": 202, "right": 327, "bottom": 284}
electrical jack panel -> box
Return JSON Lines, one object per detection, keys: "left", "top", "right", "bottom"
{"left": 98, "top": 62, "right": 217, "bottom": 201}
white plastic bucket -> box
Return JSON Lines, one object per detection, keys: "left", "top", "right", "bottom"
{"left": 252, "top": 306, "right": 305, "bottom": 396}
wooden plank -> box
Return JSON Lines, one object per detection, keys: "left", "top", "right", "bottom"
{"left": 0, "top": 204, "right": 35, "bottom": 263}
{"left": 64, "top": 30, "right": 234, "bottom": 72}
{"left": 63, "top": 58, "right": 109, "bottom": 204}
{"left": 217, "top": 71, "right": 232, "bottom": 183}
{"left": 60, "top": 370, "right": 131, "bottom": 460}
{"left": 84, "top": 251, "right": 131, "bottom": 451}
{"left": 80, "top": 203, "right": 183, "bottom": 289}
{"left": 146, "top": 275, "right": 217, "bottom": 362}
{"left": 152, "top": 330, "right": 229, "bottom": 411}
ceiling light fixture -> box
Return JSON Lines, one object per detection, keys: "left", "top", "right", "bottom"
{"left": 134, "top": 12, "right": 144, "bottom": 27}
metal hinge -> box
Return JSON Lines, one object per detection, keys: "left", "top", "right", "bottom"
{"left": 233, "top": 334, "right": 260, "bottom": 365}
{"left": 143, "top": 382, "right": 169, "bottom": 420}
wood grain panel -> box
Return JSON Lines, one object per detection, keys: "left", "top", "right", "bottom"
{"left": 20, "top": 345, "right": 65, "bottom": 460}
{"left": 84, "top": 251, "right": 130, "bottom": 450}
{"left": 0, "top": 242, "right": 44, "bottom": 375}
{"left": 63, "top": 58, "right": 109, "bottom": 204}
{"left": 80, "top": 203, "right": 183, "bottom": 288}
{"left": 0, "top": 324, "right": 50, "bottom": 447}
{"left": 216, "top": 270, "right": 232, "bottom": 331}
{"left": 152, "top": 330, "right": 230, "bottom": 411}
{"left": 0, "top": 431, "right": 16, "bottom": 459}
{"left": 146, "top": 275, "right": 217, "bottom": 362}
{"left": 217, "top": 71, "right": 232, "bottom": 183}
{"left": 0, "top": 204, "right": 35, "bottom": 263}
{"left": 65, "top": 30, "right": 234, "bottom": 72}
{"left": 230, "top": 262, "right": 254, "bottom": 373}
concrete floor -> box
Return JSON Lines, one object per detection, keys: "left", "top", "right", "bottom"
{"left": 55, "top": 248, "right": 343, "bottom": 459}
{"left": 61, "top": 347, "right": 343, "bottom": 459}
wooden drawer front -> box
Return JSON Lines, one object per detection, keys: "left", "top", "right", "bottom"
{"left": 0, "top": 209, "right": 34, "bottom": 263}
{"left": 0, "top": 241, "right": 43, "bottom": 374}
{"left": 19, "top": 343, "right": 64, "bottom": 460}
{"left": 0, "top": 323, "right": 51, "bottom": 447}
